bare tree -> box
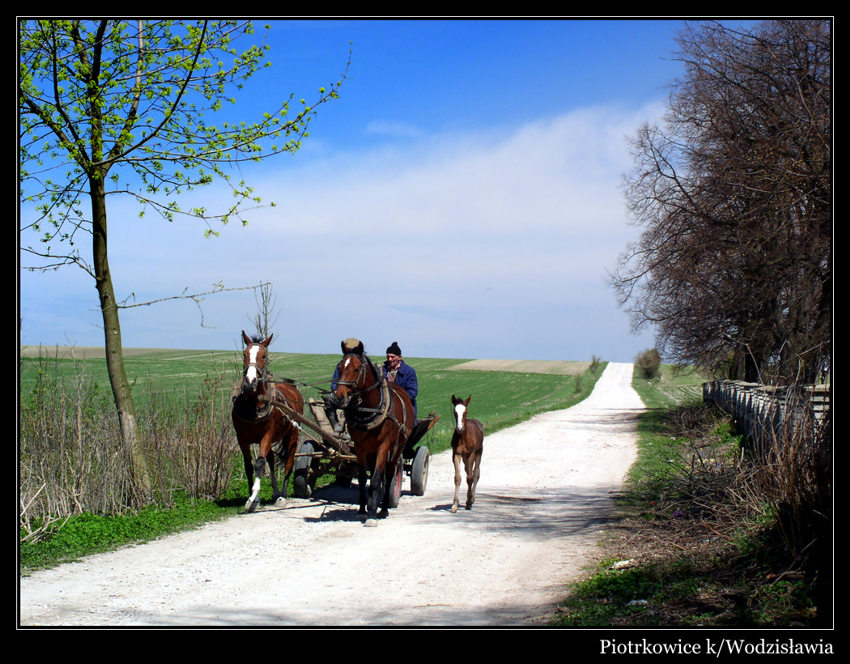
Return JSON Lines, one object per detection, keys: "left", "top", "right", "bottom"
{"left": 613, "top": 20, "right": 831, "bottom": 383}
{"left": 249, "top": 281, "right": 279, "bottom": 340}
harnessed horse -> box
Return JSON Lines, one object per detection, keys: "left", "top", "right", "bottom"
{"left": 331, "top": 339, "right": 414, "bottom": 526}
{"left": 232, "top": 331, "right": 304, "bottom": 511}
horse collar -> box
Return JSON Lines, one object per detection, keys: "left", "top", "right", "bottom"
{"left": 339, "top": 357, "right": 392, "bottom": 431}
{"left": 234, "top": 382, "right": 277, "bottom": 422}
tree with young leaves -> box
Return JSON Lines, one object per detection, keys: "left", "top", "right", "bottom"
{"left": 19, "top": 19, "right": 348, "bottom": 497}
{"left": 613, "top": 20, "right": 830, "bottom": 383}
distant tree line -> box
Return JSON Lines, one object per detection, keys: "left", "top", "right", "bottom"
{"left": 613, "top": 20, "right": 831, "bottom": 384}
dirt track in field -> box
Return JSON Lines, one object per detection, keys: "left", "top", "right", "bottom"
{"left": 19, "top": 362, "right": 645, "bottom": 627}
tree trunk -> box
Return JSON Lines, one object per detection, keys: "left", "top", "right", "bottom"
{"left": 90, "top": 175, "right": 152, "bottom": 500}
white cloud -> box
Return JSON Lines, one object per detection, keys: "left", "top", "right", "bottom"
{"left": 250, "top": 102, "right": 661, "bottom": 238}
{"left": 20, "top": 101, "right": 662, "bottom": 360}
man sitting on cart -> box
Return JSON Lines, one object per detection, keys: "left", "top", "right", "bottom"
{"left": 382, "top": 341, "right": 426, "bottom": 459}
{"left": 380, "top": 341, "right": 418, "bottom": 419}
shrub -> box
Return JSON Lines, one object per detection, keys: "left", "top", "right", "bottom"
{"left": 19, "top": 351, "right": 238, "bottom": 542}
{"left": 635, "top": 348, "right": 662, "bottom": 380}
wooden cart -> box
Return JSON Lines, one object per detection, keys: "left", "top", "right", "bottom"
{"left": 262, "top": 392, "right": 438, "bottom": 505}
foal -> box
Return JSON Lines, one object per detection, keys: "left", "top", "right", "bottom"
{"left": 450, "top": 395, "right": 484, "bottom": 513}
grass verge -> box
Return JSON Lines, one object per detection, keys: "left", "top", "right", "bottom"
{"left": 19, "top": 493, "right": 240, "bottom": 571}
{"left": 550, "top": 366, "right": 826, "bottom": 627}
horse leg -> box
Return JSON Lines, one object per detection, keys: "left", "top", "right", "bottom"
{"left": 365, "top": 455, "right": 387, "bottom": 527}
{"left": 267, "top": 449, "right": 283, "bottom": 506}
{"left": 277, "top": 428, "right": 299, "bottom": 507}
{"left": 241, "top": 443, "right": 260, "bottom": 511}
{"left": 378, "top": 460, "right": 395, "bottom": 520}
{"left": 466, "top": 452, "right": 480, "bottom": 510}
{"left": 365, "top": 469, "right": 384, "bottom": 526}
{"left": 248, "top": 457, "right": 264, "bottom": 508}
{"left": 246, "top": 431, "right": 275, "bottom": 509}
{"left": 358, "top": 465, "right": 369, "bottom": 516}
{"left": 451, "top": 452, "right": 462, "bottom": 513}
{"left": 473, "top": 452, "right": 483, "bottom": 507}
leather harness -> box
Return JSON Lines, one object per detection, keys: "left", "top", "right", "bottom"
{"left": 337, "top": 353, "right": 410, "bottom": 438}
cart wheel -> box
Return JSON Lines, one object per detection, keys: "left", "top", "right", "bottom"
{"left": 388, "top": 460, "right": 403, "bottom": 508}
{"left": 410, "top": 446, "right": 430, "bottom": 496}
{"left": 293, "top": 440, "right": 316, "bottom": 498}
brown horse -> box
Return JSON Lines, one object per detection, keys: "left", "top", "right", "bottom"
{"left": 331, "top": 339, "right": 414, "bottom": 526}
{"left": 450, "top": 395, "right": 484, "bottom": 513}
{"left": 232, "top": 331, "right": 304, "bottom": 511}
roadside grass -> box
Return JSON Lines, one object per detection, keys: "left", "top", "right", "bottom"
{"left": 551, "top": 365, "right": 821, "bottom": 627}
{"left": 19, "top": 493, "right": 242, "bottom": 570}
{"left": 415, "top": 356, "right": 607, "bottom": 456}
{"left": 19, "top": 350, "right": 606, "bottom": 573}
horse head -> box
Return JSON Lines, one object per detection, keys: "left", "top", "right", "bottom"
{"left": 241, "top": 330, "right": 273, "bottom": 393}
{"left": 452, "top": 394, "right": 472, "bottom": 433}
{"left": 333, "top": 338, "right": 372, "bottom": 409}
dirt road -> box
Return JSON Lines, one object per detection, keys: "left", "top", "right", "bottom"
{"left": 19, "top": 362, "right": 645, "bottom": 627}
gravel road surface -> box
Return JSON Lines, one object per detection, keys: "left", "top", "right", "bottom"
{"left": 19, "top": 362, "right": 645, "bottom": 627}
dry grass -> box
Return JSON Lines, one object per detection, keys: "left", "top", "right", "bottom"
{"left": 591, "top": 499, "right": 821, "bottom": 627}
{"left": 19, "top": 354, "right": 239, "bottom": 538}
{"left": 555, "top": 402, "right": 830, "bottom": 628}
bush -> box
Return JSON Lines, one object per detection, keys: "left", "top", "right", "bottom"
{"left": 635, "top": 348, "right": 662, "bottom": 380}
{"left": 19, "top": 351, "right": 239, "bottom": 543}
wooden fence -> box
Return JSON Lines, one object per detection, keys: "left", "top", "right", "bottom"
{"left": 703, "top": 380, "right": 830, "bottom": 441}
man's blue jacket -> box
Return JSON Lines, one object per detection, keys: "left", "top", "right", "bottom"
{"left": 382, "top": 360, "right": 418, "bottom": 418}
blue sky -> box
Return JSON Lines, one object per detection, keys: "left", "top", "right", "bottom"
{"left": 19, "top": 18, "right": 733, "bottom": 362}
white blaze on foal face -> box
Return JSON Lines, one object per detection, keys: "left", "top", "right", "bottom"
{"left": 454, "top": 403, "right": 467, "bottom": 432}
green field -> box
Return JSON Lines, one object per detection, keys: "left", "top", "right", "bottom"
{"left": 630, "top": 363, "right": 709, "bottom": 409}
{"left": 19, "top": 347, "right": 606, "bottom": 455}
{"left": 19, "top": 346, "right": 607, "bottom": 570}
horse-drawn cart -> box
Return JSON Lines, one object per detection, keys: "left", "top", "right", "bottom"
{"left": 259, "top": 392, "right": 438, "bottom": 505}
